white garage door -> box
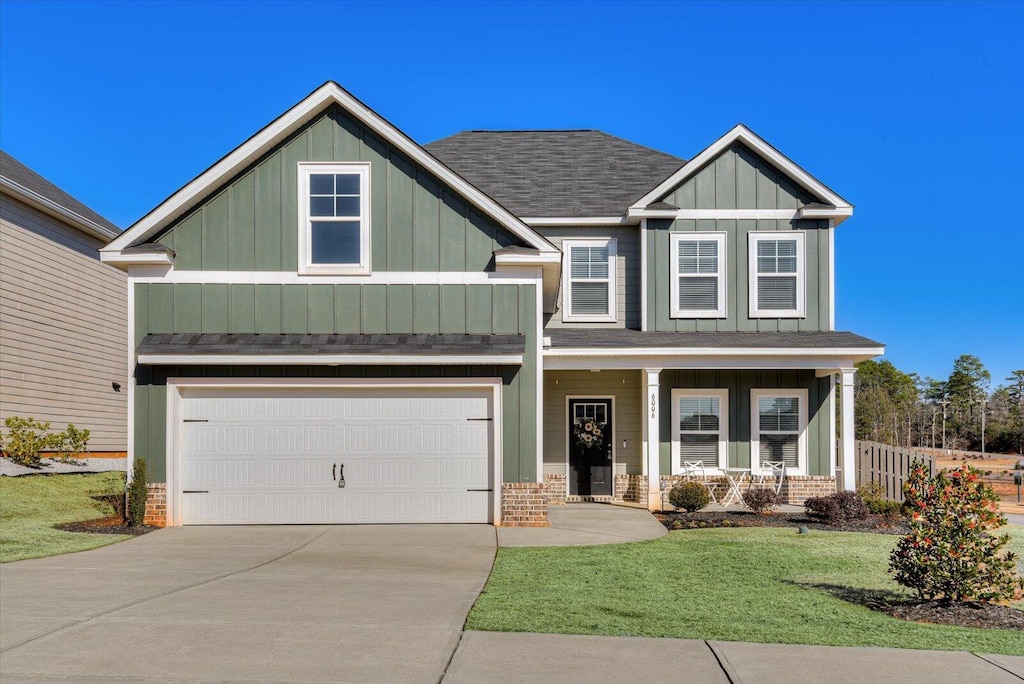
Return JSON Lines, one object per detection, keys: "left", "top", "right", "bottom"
{"left": 178, "top": 387, "right": 493, "bottom": 524}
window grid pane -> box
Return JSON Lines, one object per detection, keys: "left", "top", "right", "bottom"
{"left": 757, "top": 395, "right": 800, "bottom": 468}
{"left": 676, "top": 237, "right": 722, "bottom": 312}
{"left": 568, "top": 243, "right": 612, "bottom": 317}
{"left": 678, "top": 396, "right": 721, "bottom": 468}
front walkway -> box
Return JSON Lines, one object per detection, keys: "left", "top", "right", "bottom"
{"left": 497, "top": 502, "right": 667, "bottom": 546}
{"left": 444, "top": 632, "right": 1024, "bottom": 684}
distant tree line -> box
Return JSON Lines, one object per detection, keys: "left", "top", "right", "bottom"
{"left": 854, "top": 355, "right": 1024, "bottom": 454}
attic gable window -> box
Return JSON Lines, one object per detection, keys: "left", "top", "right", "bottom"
{"left": 749, "top": 232, "right": 805, "bottom": 318}
{"left": 671, "top": 233, "right": 726, "bottom": 318}
{"left": 562, "top": 238, "right": 617, "bottom": 323}
{"left": 298, "top": 162, "right": 370, "bottom": 275}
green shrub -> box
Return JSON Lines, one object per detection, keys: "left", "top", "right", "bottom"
{"left": 743, "top": 486, "right": 780, "bottom": 515}
{"left": 127, "top": 458, "right": 148, "bottom": 527}
{"left": 668, "top": 481, "right": 710, "bottom": 512}
{"left": 805, "top": 491, "right": 869, "bottom": 525}
{"left": 51, "top": 424, "right": 91, "bottom": 463}
{"left": 2, "top": 416, "right": 53, "bottom": 466}
{"left": 890, "top": 460, "right": 1024, "bottom": 603}
{"left": 865, "top": 498, "right": 904, "bottom": 516}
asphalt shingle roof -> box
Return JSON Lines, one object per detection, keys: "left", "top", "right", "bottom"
{"left": 425, "top": 130, "right": 684, "bottom": 218}
{"left": 546, "top": 329, "right": 883, "bottom": 349}
{"left": 138, "top": 333, "right": 527, "bottom": 356}
{"left": 0, "top": 150, "right": 119, "bottom": 234}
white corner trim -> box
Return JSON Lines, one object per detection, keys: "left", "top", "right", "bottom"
{"left": 640, "top": 218, "right": 648, "bottom": 331}
{"left": 750, "top": 387, "right": 809, "bottom": 476}
{"left": 748, "top": 231, "right": 806, "bottom": 319}
{"left": 828, "top": 220, "right": 835, "bottom": 331}
{"left": 629, "top": 125, "right": 853, "bottom": 222}
{"left": 0, "top": 176, "right": 121, "bottom": 242}
{"left": 670, "top": 388, "right": 729, "bottom": 474}
{"left": 138, "top": 353, "right": 524, "bottom": 366}
{"left": 670, "top": 232, "right": 727, "bottom": 319}
{"left": 102, "top": 82, "right": 557, "bottom": 257}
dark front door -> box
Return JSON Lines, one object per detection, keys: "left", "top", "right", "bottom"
{"left": 568, "top": 399, "right": 613, "bottom": 496}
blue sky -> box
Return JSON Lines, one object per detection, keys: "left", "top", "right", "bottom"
{"left": 1, "top": 0, "right": 1021, "bottom": 387}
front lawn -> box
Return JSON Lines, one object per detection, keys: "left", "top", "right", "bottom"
{"left": 0, "top": 472, "right": 130, "bottom": 563}
{"left": 468, "top": 526, "right": 1024, "bottom": 655}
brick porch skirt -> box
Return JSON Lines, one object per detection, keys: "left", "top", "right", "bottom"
{"left": 144, "top": 483, "right": 168, "bottom": 527}
{"left": 500, "top": 483, "right": 549, "bottom": 527}
{"left": 658, "top": 474, "right": 836, "bottom": 508}
{"left": 541, "top": 473, "right": 648, "bottom": 506}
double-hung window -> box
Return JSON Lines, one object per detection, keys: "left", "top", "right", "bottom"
{"left": 751, "top": 389, "right": 807, "bottom": 473}
{"left": 298, "top": 162, "right": 371, "bottom": 275}
{"left": 562, "top": 239, "right": 616, "bottom": 322}
{"left": 671, "top": 233, "right": 726, "bottom": 318}
{"left": 671, "top": 389, "right": 728, "bottom": 473}
{"left": 749, "top": 232, "right": 805, "bottom": 317}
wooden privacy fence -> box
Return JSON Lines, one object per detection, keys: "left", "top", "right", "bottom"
{"left": 855, "top": 441, "right": 936, "bottom": 502}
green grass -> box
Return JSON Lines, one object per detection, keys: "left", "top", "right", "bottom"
{"left": 468, "top": 526, "right": 1024, "bottom": 655}
{"left": 0, "top": 472, "right": 130, "bottom": 563}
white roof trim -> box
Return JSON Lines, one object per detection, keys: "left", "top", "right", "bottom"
{"left": 0, "top": 176, "right": 120, "bottom": 241}
{"left": 522, "top": 216, "right": 635, "bottom": 227}
{"left": 629, "top": 124, "right": 853, "bottom": 225}
{"left": 103, "top": 81, "right": 556, "bottom": 258}
{"left": 494, "top": 251, "right": 562, "bottom": 265}
{"left": 100, "top": 251, "right": 173, "bottom": 266}
{"left": 138, "top": 353, "right": 524, "bottom": 366}
{"left": 543, "top": 346, "right": 883, "bottom": 358}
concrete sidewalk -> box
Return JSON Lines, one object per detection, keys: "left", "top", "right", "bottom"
{"left": 443, "top": 631, "right": 1024, "bottom": 684}
{"left": 497, "top": 503, "right": 667, "bottom": 547}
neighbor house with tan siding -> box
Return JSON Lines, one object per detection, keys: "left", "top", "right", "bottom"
{"left": 0, "top": 151, "right": 127, "bottom": 455}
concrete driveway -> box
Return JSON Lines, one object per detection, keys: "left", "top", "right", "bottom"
{"left": 0, "top": 525, "right": 496, "bottom": 683}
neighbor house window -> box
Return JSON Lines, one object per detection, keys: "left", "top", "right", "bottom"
{"left": 298, "top": 162, "right": 371, "bottom": 275}
{"left": 671, "top": 389, "right": 729, "bottom": 473}
{"left": 749, "top": 232, "right": 805, "bottom": 317}
{"left": 562, "top": 239, "right": 616, "bottom": 322}
{"left": 671, "top": 233, "right": 726, "bottom": 318}
{"left": 751, "top": 389, "right": 808, "bottom": 474}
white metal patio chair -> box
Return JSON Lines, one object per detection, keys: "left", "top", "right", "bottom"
{"left": 757, "top": 461, "right": 786, "bottom": 496}
{"left": 681, "top": 460, "right": 720, "bottom": 505}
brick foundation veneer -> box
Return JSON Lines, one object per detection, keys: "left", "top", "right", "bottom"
{"left": 501, "top": 482, "right": 549, "bottom": 527}
{"left": 613, "top": 474, "right": 647, "bottom": 504}
{"left": 659, "top": 474, "right": 837, "bottom": 508}
{"left": 144, "top": 483, "right": 168, "bottom": 527}
{"left": 543, "top": 474, "right": 567, "bottom": 505}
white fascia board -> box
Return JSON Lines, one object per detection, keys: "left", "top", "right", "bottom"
{"left": 103, "top": 82, "right": 557, "bottom": 256}
{"left": 543, "top": 346, "right": 884, "bottom": 358}
{"left": 494, "top": 251, "right": 563, "bottom": 265}
{"left": 544, "top": 352, "right": 881, "bottom": 372}
{"left": 100, "top": 251, "right": 174, "bottom": 266}
{"left": 629, "top": 125, "right": 853, "bottom": 218}
{"left": 522, "top": 216, "right": 636, "bottom": 227}
{"left": 1, "top": 178, "right": 121, "bottom": 241}
{"left": 139, "top": 353, "right": 524, "bottom": 366}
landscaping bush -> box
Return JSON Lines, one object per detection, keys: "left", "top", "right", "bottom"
{"left": 668, "top": 481, "right": 710, "bottom": 512}
{"left": 2, "top": 416, "right": 53, "bottom": 466}
{"left": 51, "top": 424, "right": 91, "bottom": 463}
{"left": 743, "top": 486, "right": 780, "bottom": 515}
{"left": 890, "top": 460, "right": 1024, "bottom": 603}
{"left": 127, "top": 458, "right": 148, "bottom": 527}
{"left": 865, "top": 498, "right": 904, "bottom": 517}
{"left": 804, "top": 491, "right": 869, "bottom": 525}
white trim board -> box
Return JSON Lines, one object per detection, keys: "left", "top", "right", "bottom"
{"left": 139, "top": 353, "right": 524, "bottom": 366}
{"left": 102, "top": 81, "right": 557, "bottom": 263}
{"left": 162, "top": 377, "right": 504, "bottom": 527}
{"left": 629, "top": 125, "right": 853, "bottom": 225}
{"left": 544, "top": 354, "right": 877, "bottom": 372}
{"left": 127, "top": 270, "right": 543, "bottom": 285}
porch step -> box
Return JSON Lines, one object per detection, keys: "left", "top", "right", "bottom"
{"left": 566, "top": 495, "right": 615, "bottom": 503}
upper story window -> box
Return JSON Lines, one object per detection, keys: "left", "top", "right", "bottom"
{"left": 562, "top": 238, "right": 617, "bottom": 322}
{"left": 749, "top": 232, "right": 805, "bottom": 318}
{"left": 751, "top": 389, "right": 807, "bottom": 474}
{"left": 671, "top": 389, "right": 729, "bottom": 473}
{"left": 670, "top": 233, "right": 726, "bottom": 318}
{"left": 297, "top": 162, "right": 370, "bottom": 275}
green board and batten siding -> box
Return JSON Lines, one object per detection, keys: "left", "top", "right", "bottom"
{"left": 134, "top": 282, "right": 538, "bottom": 485}
{"left": 155, "top": 105, "right": 518, "bottom": 273}
{"left": 659, "top": 370, "right": 832, "bottom": 477}
{"left": 648, "top": 143, "right": 831, "bottom": 332}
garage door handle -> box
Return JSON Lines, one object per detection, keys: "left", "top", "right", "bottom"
{"left": 182, "top": 490, "right": 208, "bottom": 494}
{"left": 338, "top": 463, "right": 345, "bottom": 489}
{"left": 332, "top": 463, "right": 336, "bottom": 481}
{"left": 467, "top": 488, "right": 493, "bottom": 492}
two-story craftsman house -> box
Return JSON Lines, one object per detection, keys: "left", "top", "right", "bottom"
{"left": 100, "top": 82, "right": 882, "bottom": 527}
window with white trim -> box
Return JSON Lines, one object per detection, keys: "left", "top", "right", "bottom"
{"left": 671, "top": 233, "right": 726, "bottom": 318}
{"left": 562, "top": 239, "right": 616, "bottom": 322}
{"left": 298, "top": 162, "right": 370, "bottom": 274}
{"left": 749, "top": 232, "right": 805, "bottom": 317}
{"left": 671, "top": 389, "right": 729, "bottom": 473}
{"left": 751, "top": 389, "right": 808, "bottom": 474}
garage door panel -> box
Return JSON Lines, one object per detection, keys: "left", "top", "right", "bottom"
{"left": 179, "top": 388, "right": 493, "bottom": 525}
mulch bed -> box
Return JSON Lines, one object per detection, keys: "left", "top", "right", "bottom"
{"left": 657, "top": 510, "right": 911, "bottom": 535}
{"left": 55, "top": 517, "right": 157, "bottom": 536}
{"left": 884, "top": 601, "right": 1024, "bottom": 630}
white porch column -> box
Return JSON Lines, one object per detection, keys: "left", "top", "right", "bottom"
{"left": 839, "top": 368, "right": 857, "bottom": 491}
{"left": 645, "top": 368, "right": 662, "bottom": 510}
